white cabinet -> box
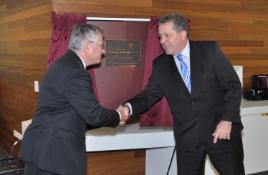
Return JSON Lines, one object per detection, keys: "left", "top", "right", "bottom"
{"left": 242, "top": 113, "right": 268, "bottom": 174}
{"left": 240, "top": 100, "right": 268, "bottom": 174}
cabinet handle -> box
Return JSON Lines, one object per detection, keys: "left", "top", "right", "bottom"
{"left": 261, "top": 113, "right": 268, "bottom": 117}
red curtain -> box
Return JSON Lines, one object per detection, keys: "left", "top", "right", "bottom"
{"left": 139, "top": 17, "right": 173, "bottom": 126}
{"left": 47, "top": 12, "right": 99, "bottom": 98}
{"left": 47, "top": 12, "right": 86, "bottom": 66}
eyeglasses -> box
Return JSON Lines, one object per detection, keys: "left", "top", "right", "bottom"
{"left": 87, "top": 40, "right": 105, "bottom": 49}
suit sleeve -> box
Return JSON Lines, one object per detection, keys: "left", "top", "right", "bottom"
{"left": 63, "top": 69, "right": 120, "bottom": 128}
{"left": 212, "top": 42, "right": 242, "bottom": 123}
{"left": 128, "top": 60, "right": 165, "bottom": 117}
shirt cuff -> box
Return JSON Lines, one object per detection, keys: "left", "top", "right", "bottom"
{"left": 124, "top": 103, "right": 133, "bottom": 116}
{"left": 116, "top": 110, "right": 122, "bottom": 120}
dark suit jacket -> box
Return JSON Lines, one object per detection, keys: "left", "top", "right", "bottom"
{"left": 19, "top": 50, "right": 120, "bottom": 175}
{"left": 128, "top": 41, "right": 243, "bottom": 151}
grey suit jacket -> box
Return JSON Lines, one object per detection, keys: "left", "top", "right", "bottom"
{"left": 128, "top": 41, "right": 243, "bottom": 150}
{"left": 19, "top": 50, "right": 119, "bottom": 174}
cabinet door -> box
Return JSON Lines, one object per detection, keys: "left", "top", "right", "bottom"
{"left": 242, "top": 113, "right": 268, "bottom": 174}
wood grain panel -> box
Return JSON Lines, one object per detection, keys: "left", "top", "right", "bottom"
{"left": 87, "top": 150, "right": 145, "bottom": 175}
{"left": 0, "top": 0, "right": 51, "bottom": 153}
{"left": 219, "top": 40, "right": 264, "bottom": 47}
{"left": 53, "top": 3, "right": 153, "bottom": 17}
{"left": 0, "top": 4, "right": 51, "bottom": 24}
{"left": 54, "top": 0, "right": 152, "bottom": 8}
{"left": 225, "top": 53, "right": 268, "bottom": 60}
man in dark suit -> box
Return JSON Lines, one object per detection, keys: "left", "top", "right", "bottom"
{"left": 19, "top": 24, "right": 128, "bottom": 175}
{"left": 124, "top": 14, "right": 245, "bottom": 175}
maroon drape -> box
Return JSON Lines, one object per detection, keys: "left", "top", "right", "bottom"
{"left": 47, "top": 12, "right": 86, "bottom": 66}
{"left": 139, "top": 17, "right": 173, "bottom": 126}
{"left": 47, "top": 12, "right": 99, "bottom": 99}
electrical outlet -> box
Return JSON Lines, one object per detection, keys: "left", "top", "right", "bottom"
{"left": 13, "top": 130, "right": 23, "bottom": 140}
{"left": 34, "top": 80, "right": 39, "bottom": 92}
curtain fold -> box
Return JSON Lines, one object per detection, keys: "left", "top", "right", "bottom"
{"left": 139, "top": 17, "right": 173, "bottom": 126}
{"left": 47, "top": 12, "right": 86, "bottom": 66}
{"left": 47, "top": 12, "right": 99, "bottom": 99}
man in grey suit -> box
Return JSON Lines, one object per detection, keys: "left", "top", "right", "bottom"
{"left": 19, "top": 24, "right": 128, "bottom": 175}
{"left": 123, "top": 14, "right": 245, "bottom": 175}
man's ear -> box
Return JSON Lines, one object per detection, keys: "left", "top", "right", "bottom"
{"left": 181, "top": 30, "right": 187, "bottom": 40}
{"left": 85, "top": 42, "right": 93, "bottom": 53}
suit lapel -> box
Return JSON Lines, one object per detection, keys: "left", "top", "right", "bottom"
{"left": 165, "top": 41, "right": 206, "bottom": 97}
{"left": 167, "top": 55, "right": 191, "bottom": 95}
{"left": 190, "top": 41, "right": 205, "bottom": 97}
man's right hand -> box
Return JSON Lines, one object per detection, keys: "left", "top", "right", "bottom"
{"left": 116, "top": 105, "right": 130, "bottom": 126}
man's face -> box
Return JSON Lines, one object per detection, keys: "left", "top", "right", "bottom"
{"left": 158, "top": 21, "right": 187, "bottom": 55}
{"left": 87, "top": 34, "right": 105, "bottom": 65}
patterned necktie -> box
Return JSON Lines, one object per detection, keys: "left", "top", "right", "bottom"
{"left": 177, "top": 54, "right": 191, "bottom": 93}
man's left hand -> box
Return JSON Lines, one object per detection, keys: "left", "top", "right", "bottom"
{"left": 212, "top": 120, "right": 232, "bottom": 143}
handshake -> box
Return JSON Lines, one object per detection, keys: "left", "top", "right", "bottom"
{"left": 116, "top": 105, "right": 130, "bottom": 126}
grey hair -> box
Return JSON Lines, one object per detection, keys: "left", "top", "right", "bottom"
{"left": 68, "top": 23, "right": 103, "bottom": 52}
{"left": 159, "top": 13, "right": 189, "bottom": 33}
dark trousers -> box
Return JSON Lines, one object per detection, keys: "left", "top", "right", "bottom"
{"left": 176, "top": 134, "right": 245, "bottom": 175}
{"left": 24, "top": 162, "right": 59, "bottom": 175}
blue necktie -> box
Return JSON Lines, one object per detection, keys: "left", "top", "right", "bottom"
{"left": 177, "top": 54, "right": 191, "bottom": 93}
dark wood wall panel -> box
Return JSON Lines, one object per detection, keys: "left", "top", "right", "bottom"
{"left": 0, "top": 0, "right": 51, "bottom": 152}
{"left": 87, "top": 150, "right": 145, "bottom": 175}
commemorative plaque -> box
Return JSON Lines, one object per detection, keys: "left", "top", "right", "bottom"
{"left": 105, "top": 40, "right": 141, "bottom": 65}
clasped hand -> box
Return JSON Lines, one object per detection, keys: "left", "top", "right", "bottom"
{"left": 116, "top": 105, "right": 130, "bottom": 126}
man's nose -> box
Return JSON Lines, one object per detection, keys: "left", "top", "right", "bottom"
{"left": 160, "top": 37, "right": 165, "bottom": 44}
